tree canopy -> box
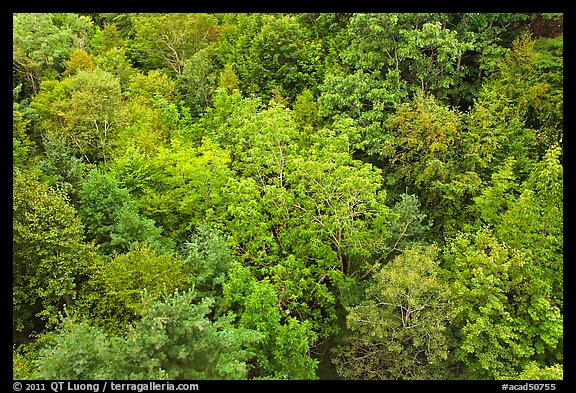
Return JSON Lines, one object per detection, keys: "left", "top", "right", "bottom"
{"left": 13, "top": 12, "right": 562, "bottom": 382}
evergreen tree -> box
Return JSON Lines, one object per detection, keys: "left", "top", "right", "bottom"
{"left": 77, "top": 169, "right": 173, "bottom": 256}
{"left": 34, "top": 290, "right": 261, "bottom": 379}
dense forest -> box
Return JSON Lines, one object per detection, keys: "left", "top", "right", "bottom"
{"left": 13, "top": 12, "right": 563, "bottom": 380}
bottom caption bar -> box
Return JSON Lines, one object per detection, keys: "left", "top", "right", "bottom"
{"left": 12, "top": 381, "right": 200, "bottom": 392}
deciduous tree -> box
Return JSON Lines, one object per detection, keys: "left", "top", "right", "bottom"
{"left": 75, "top": 244, "right": 191, "bottom": 334}
{"left": 333, "top": 245, "right": 454, "bottom": 380}
{"left": 130, "top": 13, "right": 219, "bottom": 75}
{"left": 444, "top": 229, "right": 562, "bottom": 379}
{"left": 13, "top": 172, "right": 97, "bottom": 339}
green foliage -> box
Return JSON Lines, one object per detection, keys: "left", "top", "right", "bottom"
{"left": 333, "top": 245, "right": 454, "bottom": 380}
{"left": 113, "top": 70, "right": 182, "bottom": 152}
{"left": 292, "top": 88, "right": 320, "bottom": 130}
{"left": 76, "top": 244, "right": 191, "bottom": 334}
{"left": 13, "top": 13, "right": 74, "bottom": 95}
{"left": 13, "top": 13, "right": 562, "bottom": 381}
{"left": 34, "top": 319, "right": 114, "bottom": 379}
{"left": 91, "top": 22, "right": 126, "bottom": 54}
{"left": 130, "top": 13, "right": 219, "bottom": 75}
{"left": 382, "top": 93, "right": 479, "bottom": 241}
{"left": 284, "top": 130, "right": 393, "bottom": 278}
{"left": 318, "top": 70, "right": 401, "bottom": 155}
{"left": 207, "top": 96, "right": 394, "bottom": 337}
{"left": 444, "top": 230, "right": 528, "bottom": 378}
{"left": 500, "top": 362, "right": 563, "bottom": 380}
{"left": 444, "top": 229, "right": 562, "bottom": 379}
{"left": 495, "top": 147, "right": 562, "bottom": 272}
{"left": 30, "top": 68, "right": 126, "bottom": 163}
{"left": 93, "top": 47, "right": 137, "bottom": 89}
{"left": 13, "top": 344, "right": 38, "bottom": 379}
{"left": 184, "top": 225, "right": 234, "bottom": 298}
{"left": 38, "top": 132, "right": 85, "bottom": 204}
{"left": 218, "top": 62, "right": 240, "bottom": 94}
{"left": 387, "top": 193, "right": 433, "bottom": 255}
{"left": 216, "top": 14, "right": 324, "bottom": 103}
{"left": 178, "top": 48, "right": 220, "bottom": 117}
{"left": 472, "top": 157, "right": 518, "bottom": 226}
{"left": 126, "top": 69, "right": 181, "bottom": 105}
{"left": 464, "top": 34, "right": 562, "bottom": 179}
{"left": 78, "top": 169, "right": 173, "bottom": 256}
{"left": 13, "top": 172, "right": 97, "bottom": 336}
{"left": 330, "top": 13, "right": 533, "bottom": 109}
{"left": 384, "top": 93, "right": 461, "bottom": 183}
{"left": 223, "top": 263, "right": 319, "bottom": 379}
{"left": 471, "top": 145, "right": 562, "bottom": 306}
{"left": 13, "top": 89, "right": 38, "bottom": 168}
{"left": 34, "top": 290, "right": 261, "bottom": 379}
{"left": 112, "top": 138, "right": 233, "bottom": 247}
{"left": 62, "top": 48, "right": 95, "bottom": 76}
